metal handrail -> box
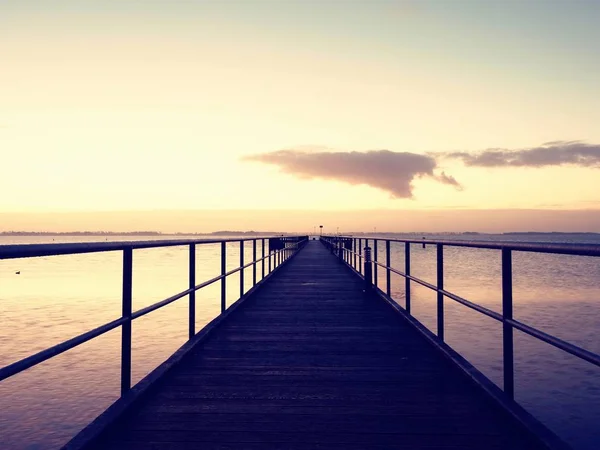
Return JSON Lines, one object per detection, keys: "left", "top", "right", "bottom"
{"left": 0, "top": 236, "right": 308, "bottom": 388}
{"left": 0, "top": 236, "right": 299, "bottom": 260}
{"left": 334, "top": 235, "right": 600, "bottom": 257}
{"left": 322, "top": 235, "right": 600, "bottom": 401}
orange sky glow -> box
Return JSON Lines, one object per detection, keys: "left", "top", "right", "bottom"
{"left": 1, "top": 1, "right": 600, "bottom": 232}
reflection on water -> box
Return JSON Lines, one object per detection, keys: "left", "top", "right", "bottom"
{"left": 1, "top": 234, "right": 599, "bottom": 449}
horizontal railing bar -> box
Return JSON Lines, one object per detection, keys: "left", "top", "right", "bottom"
{"left": 508, "top": 318, "right": 600, "bottom": 367}
{"left": 0, "top": 236, "right": 305, "bottom": 260}
{"left": 131, "top": 290, "right": 192, "bottom": 321}
{"left": 381, "top": 264, "right": 435, "bottom": 290}
{"left": 373, "top": 261, "right": 504, "bottom": 322}
{"left": 132, "top": 251, "right": 286, "bottom": 320}
{"left": 327, "top": 236, "right": 600, "bottom": 374}
{"left": 440, "top": 288, "right": 503, "bottom": 322}
{"left": 0, "top": 246, "right": 296, "bottom": 380}
{"left": 406, "top": 273, "right": 437, "bottom": 291}
{"left": 326, "top": 235, "right": 600, "bottom": 257}
{"left": 0, "top": 316, "right": 127, "bottom": 381}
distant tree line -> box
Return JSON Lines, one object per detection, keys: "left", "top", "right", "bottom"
{"left": 0, "top": 230, "right": 288, "bottom": 236}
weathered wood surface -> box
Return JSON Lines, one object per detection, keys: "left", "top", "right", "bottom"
{"left": 87, "top": 241, "right": 545, "bottom": 449}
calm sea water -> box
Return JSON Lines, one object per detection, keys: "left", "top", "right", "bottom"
{"left": 1, "top": 234, "right": 599, "bottom": 449}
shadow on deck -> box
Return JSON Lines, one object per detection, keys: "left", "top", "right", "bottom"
{"left": 77, "top": 241, "right": 552, "bottom": 449}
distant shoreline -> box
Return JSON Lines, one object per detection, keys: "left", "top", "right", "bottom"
{"left": 1, "top": 231, "right": 599, "bottom": 237}
{"left": 0, "top": 231, "right": 286, "bottom": 237}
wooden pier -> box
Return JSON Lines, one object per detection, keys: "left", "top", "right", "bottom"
{"left": 77, "top": 241, "right": 550, "bottom": 449}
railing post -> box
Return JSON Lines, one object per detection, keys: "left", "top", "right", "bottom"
{"left": 269, "top": 246, "right": 272, "bottom": 273}
{"left": 437, "top": 244, "right": 444, "bottom": 341}
{"left": 386, "top": 240, "right": 391, "bottom": 297}
{"left": 262, "top": 238, "right": 265, "bottom": 279}
{"left": 405, "top": 242, "right": 411, "bottom": 314}
{"left": 353, "top": 238, "right": 357, "bottom": 269}
{"left": 221, "top": 242, "right": 226, "bottom": 312}
{"left": 240, "top": 241, "right": 244, "bottom": 299}
{"left": 363, "top": 246, "right": 372, "bottom": 290}
{"left": 373, "top": 240, "right": 378, "bottom": 287}
{"left": 502, "top": 248, "right": 515, "bottom": 400}
{"left": 121, "top": 248, "right": 133, "bottom": 397}
{"left": 252, "top": 239, "right": 257, "bottom": 286}
{"left": 189, "top": 244, "right": 196, "bottom": 340}
{"left": 358, "top": 239, "right": 362, "bottom": 275}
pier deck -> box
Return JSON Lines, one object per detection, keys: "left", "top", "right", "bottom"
{"left": 83, "top": 241, "right": 546, "bottom": 449}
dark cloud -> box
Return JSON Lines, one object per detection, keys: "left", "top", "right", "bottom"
{"left": 243, "top": 148, "right": 461, "bottom": 198}
{"left": 443, "top": 141, "right": 600, "bottom": 168}
{"left": 435, "top": 171, "right": 462, "bottom": 189}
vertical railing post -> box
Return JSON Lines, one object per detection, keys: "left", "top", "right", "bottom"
{"left": 221, "top": 242, "right": 226, "bottom": 312}
{"left": 502, "top": 248, "right": 514, "bottom": 400}
{"left": 269, "top": 246, "right": 272, "bottom": 273}
{"left": 189, "top": 244, "right": 196, "bottom": 340}
{"left": 437, "top": 244, "right": 444, "bottom": 341}
{"left": 358, "top": 239, "right": 362, "bottom": 275}
{"left": 353, "top": 238, "right": 357, "bottom": 269}
{"left": 121, "top": 247, "right": 133, "bottom": 397}
{"left": 373, "top": 240, "right": 378, "bottom": 288}
{"left": 363, "top": 246, "right": 372, "bottom": 290}
{"left": 240, "top": 240, "right": 244, "bottom": 299}
{"left": 262, "top": 238, "right": 265, "bottom": 279}
{"left": 405, "top": 242, "right": 411, "bottom": 314}
{"left": 252, "top": 239, "right": 257, "bottom": 286}
{"left": 386, "top": 240, "right": 391, "bottom": 297}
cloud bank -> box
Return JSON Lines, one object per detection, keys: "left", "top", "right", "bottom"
{"left": 444, "top": 141, "right": 600, "bottom": 168}
{"left": 243, "top": 149, "right": 461, "bottom": 198}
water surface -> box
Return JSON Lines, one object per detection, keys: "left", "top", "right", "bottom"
{"left": 1, "top": 234, "right": 599, "bottom": 449}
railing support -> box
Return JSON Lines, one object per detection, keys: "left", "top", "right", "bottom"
{"left": 437, "top": 244, "right": 444, "bottom": 341}
{"left": 502, "top": 248, "right": 515, "bottom": 400}
{"left": 221, "top": 242, "right": 226, "bottom": 312}
{"left": 373, "top": 240, "right": 378, "bottom": 287}
{"left": 363, "top": 246, "right": 372, "bottom": 291}
{"left": 386, "top": 240, "right": 391, "bottom": 297}
{"left": 189, "top": 244, "right": 196, "bottom": 340}
{"left": 240, "top": 241, "right": 244, "bottom": 299}
{"left": 252, "top": 240, "right": 257, "bottom": 286}
{"left": 261, "top": 238, "right": 265, "bottom": 279}
{"left": 358, "top": 239, "right": 362, "bottom": 275}
{"left": 405, "top": 242, "right": 411, "bottom": 314}
{"left": 353, "top": 238, "right": 357, "bottom": 269}
{"left": 121, "top": 248, "right": 133, "bottom": 397}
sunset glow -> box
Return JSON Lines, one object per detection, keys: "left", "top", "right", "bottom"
{"left": 2, "top": 1, "right": 600, "bottom": 231}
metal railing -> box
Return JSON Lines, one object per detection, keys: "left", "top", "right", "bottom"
{"left": 0, "top": 236, "right": 308, "bottom": 394}
{"left": 322, "top": 235, "right": 600, "bottom": 400}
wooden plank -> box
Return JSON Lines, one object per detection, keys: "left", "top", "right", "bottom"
{"left": 83, "top": 241, "right": 551, "bottom": 450}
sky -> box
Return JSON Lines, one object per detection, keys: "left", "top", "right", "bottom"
{"left": 1, "top": 0, "right": 600, "bottom": 232}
